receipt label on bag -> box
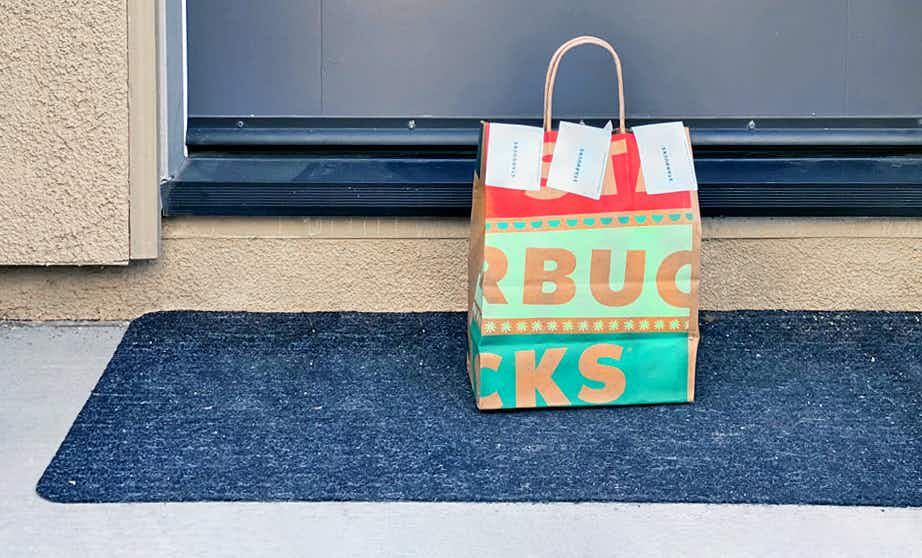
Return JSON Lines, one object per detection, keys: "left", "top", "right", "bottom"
{"left": 483, "top": 123, "right": 544, "bottom": 191}
{"left": 546, "top": 121, "right": 612, "bottom": 200}
{"left": 632, "top": 121, "right": 698, "bottom": 194}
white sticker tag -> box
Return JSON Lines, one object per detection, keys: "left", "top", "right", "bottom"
{"left": 546, "top": 121, "right": 612, "bottom": 199}
{"left": 632, "top": 121, "right": 698, "bottom": 194}
{"left": 483, "top": 123, "right": 544, "bottom": 191}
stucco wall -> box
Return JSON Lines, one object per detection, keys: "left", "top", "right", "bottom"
{"left": 0, "top": 1, "right": 129, "bottom": 265}
{"left": 0, "top": 2, "right": 918, "bottom": 318}
{"left": 0, "top": 217, "right": 919, "bottom": 320}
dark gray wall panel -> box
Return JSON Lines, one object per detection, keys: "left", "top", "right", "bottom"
{"left": 321, "top": 0, "right": 847, "bottom": 118}
{"left": 846, "top": 0, "right": 922, "bottom": 115}
{"left": 187, "top": 0, "right": 321, "bottom": 116}
{"left": 186, "top": 0, "right": 921, "bottom": 118}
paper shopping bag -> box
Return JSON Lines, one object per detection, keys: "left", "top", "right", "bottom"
{"left": 467, "top": 36, "right": 701, "bottom": 410}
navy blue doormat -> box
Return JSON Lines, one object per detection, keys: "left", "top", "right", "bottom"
{"left": 38, "top": 311, "right": 921, "bottom": 506}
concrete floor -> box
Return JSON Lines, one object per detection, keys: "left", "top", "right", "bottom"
{"left": 1, "top": 323, "right": 920, "bottom": 558}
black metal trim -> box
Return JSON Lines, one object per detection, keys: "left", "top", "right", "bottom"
{"left": 167, "top": 116, "right": 922, "bottom": 217}
{"left": 162, "top": 154, "right": 922, "bottom": 217}
{"left": 188, "top": 117, "right": 922, "bottom": 148}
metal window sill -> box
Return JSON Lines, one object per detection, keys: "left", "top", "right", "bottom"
{"left": 163, "top": 118, "right": 922, "bottom": 217}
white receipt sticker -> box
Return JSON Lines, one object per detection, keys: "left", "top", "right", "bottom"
{"left": 483, "top": 123, "right": 544, "bottom": 191}
{"left": 545, "top": 121, "right": 612, "bottom": 199}
{"left": 632, "top": 121, "right": 698, "bottom": 194}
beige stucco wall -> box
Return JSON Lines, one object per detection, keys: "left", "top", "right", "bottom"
{"left": 0, "top": 216, "right": 920, "bottom": 320}
{"left": 0, "top": 1, "right": 129, "bottom": 265}
{"left": 0, "top": 2, "right": 918, "bottom": 319}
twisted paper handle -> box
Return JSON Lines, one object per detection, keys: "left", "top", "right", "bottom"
{"left": 543, "top": 36, "right": 626, "bottom": 134}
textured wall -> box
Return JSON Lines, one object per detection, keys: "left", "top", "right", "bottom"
{"left": 0, "top": 1, "right": 129, "bottom": 265}
{"left": 0, "top": 217, "right": 920, "bottom": 320}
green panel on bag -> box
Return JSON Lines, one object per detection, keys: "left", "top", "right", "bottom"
{"left": 469, "top": 319, "right": 689, "bottom": 409}
{"left": 482, "top": 224, "right": 692, "bottom": 320}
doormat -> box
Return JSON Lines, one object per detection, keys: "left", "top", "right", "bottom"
{"left": 38, "top": 311, "right": 922, "bottom": 505}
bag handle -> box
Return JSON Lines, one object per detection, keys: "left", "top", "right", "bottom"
{"left": 543, "top": 36, "right": 626, "bottom": 134}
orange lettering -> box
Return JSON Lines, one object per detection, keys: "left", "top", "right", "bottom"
{"left": 526, "top": 140, "right": 568, "bottom": 200}
{"left": 656, "top": 250, "right": 693, "bottom": 308}
{"left": 590, "top": 249, "right": 645, "bottom": 307}
{"left": 602, "top": 139, "right": 628, "bottom": 196}
{"left": 578, "top": 344, "right": 626, "bottom": 404}
{"left": 476, "top": 352, "right": 503, "bottom": 410}
{"left": 482, "top": 246, "right": 508, "bottom": 304}
{"left": 515, "top": 348, "right": 570, "bottom": 407}
{"left": 523, "top": 248, "right": 576, "bottom": 305}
